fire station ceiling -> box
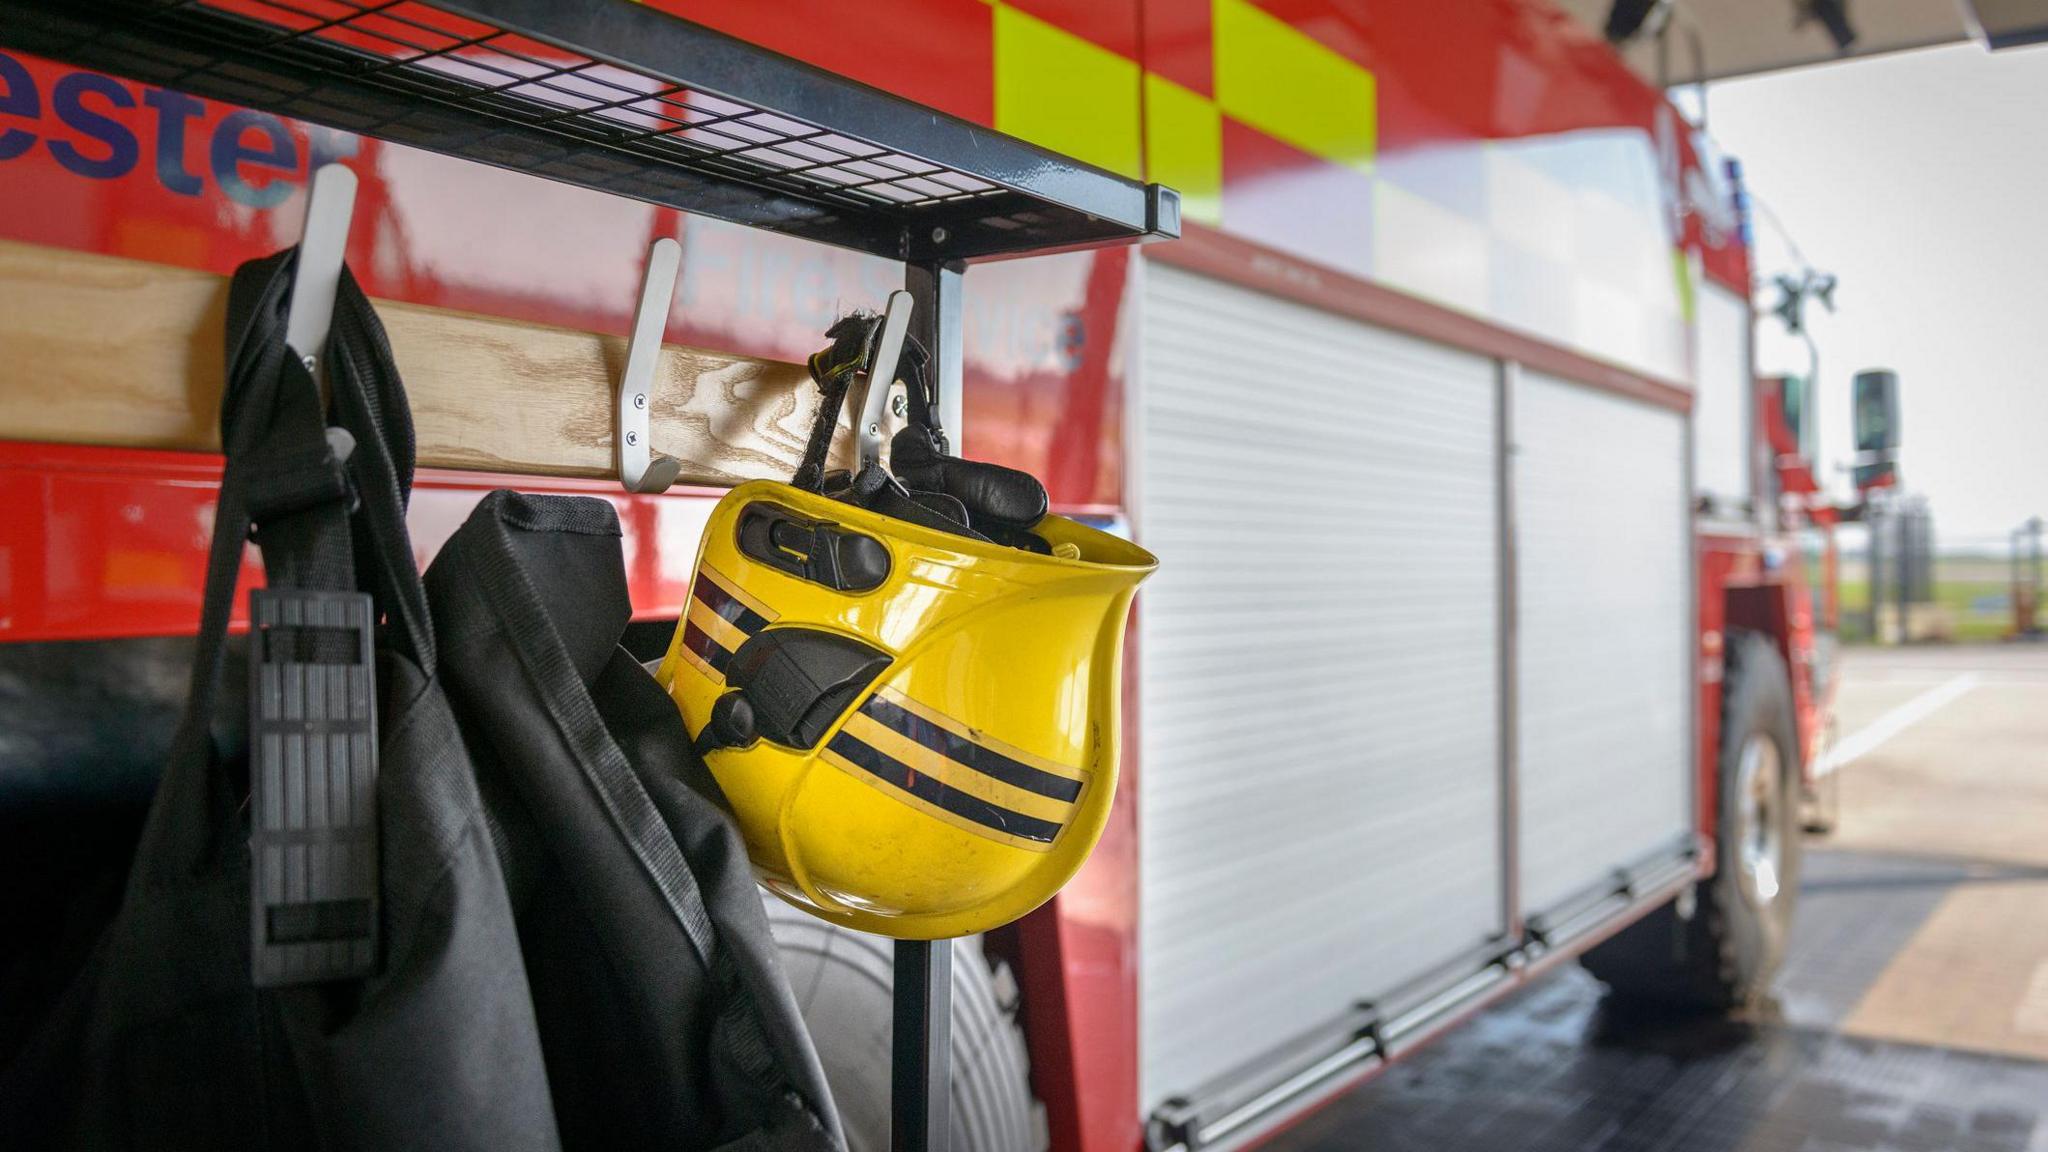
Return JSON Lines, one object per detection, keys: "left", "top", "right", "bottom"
{"left": 1554, "top": 0, "right": 2048, "bottom": 84}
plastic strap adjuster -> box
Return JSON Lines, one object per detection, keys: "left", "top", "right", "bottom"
{"left": 248, "top": 587, "right": 379, "bottom": 986}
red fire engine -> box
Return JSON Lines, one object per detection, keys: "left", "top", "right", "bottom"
{"left": 0, "top": 2, "right": 1894, "bottom": 1150}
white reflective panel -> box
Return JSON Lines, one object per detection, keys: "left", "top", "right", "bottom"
{"left": 1135, "top": 262, "right": 1503, "bottom": 1111}
{"left": 1513, "top": 370, "right": 1691, "bottom": 916}
{"left": 1692, "top": 282, "right": 1752, "bottom": 511}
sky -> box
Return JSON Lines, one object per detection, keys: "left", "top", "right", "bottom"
{"left": 1708, "top": 42, "right": 2048, "bottom": 550}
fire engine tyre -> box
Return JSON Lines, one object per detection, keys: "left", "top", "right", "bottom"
{"left": 1581, "top": 630, "right": 1803, "bottom": 1011}
{"left": 761, "top": 892, "right": 1046, "bottom": 1152}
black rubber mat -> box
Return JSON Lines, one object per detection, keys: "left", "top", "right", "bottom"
{"left": 1267, "top": 849, "right": 2048, "bottom": 1152}
{"left": 1779, "top": 850, "right": 1971, "bottom": 1026}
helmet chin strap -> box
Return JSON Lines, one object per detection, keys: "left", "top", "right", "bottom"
{"left": 792, "top": 308, "right": 1050, "bottom": 552}
{"left": 793, "top": 308, "right": 934, "bottom": 493}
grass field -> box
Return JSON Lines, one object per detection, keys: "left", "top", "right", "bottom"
{"left": 1838, "top": 573, "right": 2030, "bottom": 644}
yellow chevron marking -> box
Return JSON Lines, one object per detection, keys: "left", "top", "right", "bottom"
{"left": 993, "top": 4, "right": 1142, "bottom": 178}
{"left": 1213, "top": 0, "right": 1376, "bottom": 172}
{"left": 1145, "top": 73, "right": 1222, "bottom": 227}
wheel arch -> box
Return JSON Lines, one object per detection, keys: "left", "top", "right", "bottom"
{"left": 1724, "top": 580, "right": 1820, "bottom": 786}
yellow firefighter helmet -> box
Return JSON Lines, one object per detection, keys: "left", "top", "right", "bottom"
{"left": 655, "top": 308, "right": 1154, "bottom": 939}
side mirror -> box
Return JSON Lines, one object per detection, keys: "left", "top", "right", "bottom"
{"left": 1851, "top": 368, "right": 1900, "bottom": 490}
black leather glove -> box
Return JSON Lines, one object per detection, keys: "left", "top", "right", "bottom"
{"left": 889, "top": 426, "right": 1050, "bottom": 552}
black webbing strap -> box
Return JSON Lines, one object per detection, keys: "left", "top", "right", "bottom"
{"left": 793, "top": 312, "right": 934, "bottom": 491}
{"left": 894, "top": 333, "right": 943, "bottom": 455}
{"left": 153, "top": 249, "right": 361, "bottom": 812}
{"left": 223, "top": 251, "right": 356, "bottom": 598}
{"left": 793, "top": 313, "right": 877, "bottom": 492}
{"left": 218, "top": 251, "right": 432, "bottom": 666}
{"left": 321, "top": 263, "right": 432, "bottom": 669}
{"left": 125, "top": 248, "right": 426, "bottom": 987}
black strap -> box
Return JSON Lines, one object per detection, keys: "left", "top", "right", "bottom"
{"left": 894, "top": 335, "right": 941, "bottom": 453}
{"left": 792, "top": 313, "right": 934, "bottom": 491}
{"left": 324, "top": 265, "right": 433, "bottom": 668}
{"left": 220, "top": 251, "right": 431, "bottom": 665}
{"left": 129, "top": 249, "right": 427, "bottom": 885}
{"left": 793, "top": 313, "right": 876, "bottom": 492}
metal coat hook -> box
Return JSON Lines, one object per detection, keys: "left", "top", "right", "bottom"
{"left": 286, "top": 163, "right": 359, "bottom": 462}
{"left": 856, "top": 290, "right": 914, "bottom": 473}
{"left": 618, "top": 237, "right": 686, "bottom": 494}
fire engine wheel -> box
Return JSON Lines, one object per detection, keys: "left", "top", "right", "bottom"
{"left": 1582, "top": 630, "right": 1803, "bottom": 1011}
{"left": 761, "top": 894, "right": 1046, "bottom": 1152}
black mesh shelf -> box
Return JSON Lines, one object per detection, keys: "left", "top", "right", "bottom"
{"left": 0, "top": 0, "right": 1180, "bottom": 262}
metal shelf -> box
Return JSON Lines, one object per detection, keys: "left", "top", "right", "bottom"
{"left": 0, "top": 0, "right": 1179, "bottom": 262}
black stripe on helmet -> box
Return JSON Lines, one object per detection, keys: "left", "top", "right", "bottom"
{"left": 693, "top": 572, "right": 769, "bottom": 635}
{"left": 681, "top": 619, "right": 734, "bottom": 675}
{"left": 826, "top": 731, "right": 1062, "bottom": 844}
{"left": 860, "top": 695, "right": 1082, "bottom": 803}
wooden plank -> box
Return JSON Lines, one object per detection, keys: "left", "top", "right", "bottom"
{"left": 0, "top": 238, "right": 864, "bottom": 484}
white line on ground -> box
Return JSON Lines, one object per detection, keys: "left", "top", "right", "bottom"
{"left": 1818, "top": 671, "right": 1982, "bottom": 777}
{"left": 2017, "top": 962, "right": 2048, "bottom": 1037}
{"left": 1836, "top": 674, "right": 2048, "bottom": 688}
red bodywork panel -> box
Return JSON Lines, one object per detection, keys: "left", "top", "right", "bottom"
{"left": 0, "top": 442, "right": 722, "bottom": 639}
{"left": 1697, "top": 524, "right": 1833, "bottom": 844}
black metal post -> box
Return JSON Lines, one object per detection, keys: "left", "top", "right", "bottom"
{"left": 1895, "top": 500, "right": 1911, "bottom": 645}
{"left": 905, "top": 259, "right": 967, "bottom": 449}
{"left": 2023, "top": 518, "right": 2039, "bottom": 631}
{"left": 2016, "top": 525, "right": 2027, "bottom": 637}
{"left": 892, "top": 939, "right": 952, "bottom": 1152}
{"left": 2018, "top": 517, "right": 2045, "bottom": 638}
{"left": 891, "top": 254, "right": 964, "bottom": 1152}
{"left": 2031, "top": 519, "right": 2045, "bottom": 636}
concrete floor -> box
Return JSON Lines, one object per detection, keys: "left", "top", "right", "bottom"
{"left": 1817, "top": 645, "right": 2048, "bottom": 1064}
{"left": 1268, "top": 643, "right": 2048, "bottom": 1152}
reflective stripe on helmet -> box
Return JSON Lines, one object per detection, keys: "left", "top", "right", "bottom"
{"left": 820, "top": 688, "right": 1088, "bottom": 852}
{"left": 678, "top": 566, "right": 776, "bottom": 683}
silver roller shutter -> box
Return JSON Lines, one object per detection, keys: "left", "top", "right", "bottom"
{"left": 1135, "top": 262, "right": 1503, "bottom": 1111}
{"left": 1512, "top": 369, "right": 1692, "bottom": 918}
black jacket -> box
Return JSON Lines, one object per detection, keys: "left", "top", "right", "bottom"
{"left": 425, "top": 490, "right": 840, "bottom": 1150}
{"left": 0, "top": 251, "right": 840, "bottom": 1152}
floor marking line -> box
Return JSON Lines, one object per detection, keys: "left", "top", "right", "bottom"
{"left": 1840, "top": 674, "right": 2048, "bottom": 688}
{"left": 1818, "top": 671, "right": 1981, "bottom": 776}
{"left": 2015, "top": 961, "right": 2048, "bottom": 1037}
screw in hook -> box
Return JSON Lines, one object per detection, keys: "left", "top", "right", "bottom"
{"left": 632, "top": 393, "right": 646, "bottom": 410}
{"left": 625, "top": 431, "right": 639, "bottom": 446}
{"left": 891, "top": 393, "right": 908, "bottom": 418}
